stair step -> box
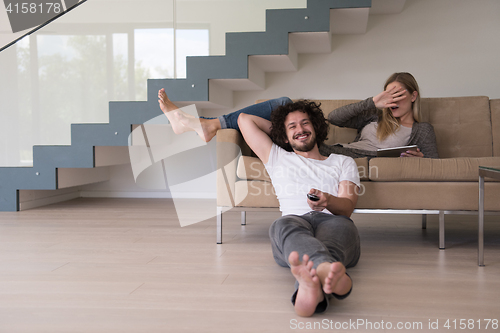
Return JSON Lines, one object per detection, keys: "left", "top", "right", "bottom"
{"left": 1, "top": 166, "right": 57, "bottom": 191}
{"left": 147, "top": 79, "right": 208, "bottom": 106}
{"left": 186, "top": 54, "right": 248, "bottom": 80}
{"left": 94, "top": 147, "right": 131, "bottom": 167}
{"left": 57, "top": 167, "right": 110, "bottom": 189}
{"left": 370, "top": 0, "right": 406, "bottom": 14}
{"left": 265, "top": 7, "right": 330, "bottom": 34}
{"left": 289, "top": 32, "right": 332, "bottom": 54}
{"left": 250, "top": 36, "right": 299, "bottom": 72}
{"left": 225, "top": 31, "right": 290, "bottom": 57}
{"left": 148, "top": 79, "right": 233, "bottom": 110}
{"left": 71, "top": 123, "right": 130, "bottom": 147}
{"left": 330, "top": 8, "right": 370, "bottom": 34}
{"left": 210, "top": 57, "right": 266, "bottom": 91}
{"left": 109, "top": 101, "right": 159, "bottom": 127}
{"left": 33, "top": 145, "right": 94, "bottom": 169}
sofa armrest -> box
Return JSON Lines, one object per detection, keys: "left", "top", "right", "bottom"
{"left": 216, "top": 129, "right": 253, "bottom": 207}
{"left": 216, "top": 129, "right": 253, "bottom": 156}
{"left": 491, "top": 99, "right": 500, "bottom": 157}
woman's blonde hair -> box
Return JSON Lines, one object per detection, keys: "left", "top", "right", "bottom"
{"left": 377, "top": 72, "right": 421, "bottom": 141}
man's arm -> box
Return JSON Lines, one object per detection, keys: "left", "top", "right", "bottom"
{"left": 307, "top": 181, "right": 359, "bottom": 217}
{"left": 237, "top": 113, "right": 274, "bottom": 164}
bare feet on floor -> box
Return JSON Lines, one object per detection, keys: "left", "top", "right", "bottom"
{"left": 157, "top": 88, "right": 221, "bottom": 142}
{"left": 289, "top": 252, "right": 352, "bottom": 317}
{"left": 316, "top": 261, "right": 351, "bottom": 296}
{"left": 289, "top": 251, "right": 324, "bottom": 317}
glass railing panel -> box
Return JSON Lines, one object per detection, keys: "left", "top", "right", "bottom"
{"left": 0, "top": 0, "right": 307, "bottom": 167}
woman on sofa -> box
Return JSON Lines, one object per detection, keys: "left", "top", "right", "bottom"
{"left": 158, "top": 72, "right": 439, "bottom": 158}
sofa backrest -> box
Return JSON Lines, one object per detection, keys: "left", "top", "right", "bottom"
{"left": 490, "top": 99, "right": 500, "bottom": 157}
{"left": 313, "top": 97, "right": 494, "bottom": 158}
{"left": 256, "top": 99, "right": 361, "bottom": 146}
{"left": 317, "top": 100, "right": 360, "bottom": 146}
{"left": 420, "top": 96, "right": 492, "bottom": 158}
{"left": 258, "top": 96, "right": 494, "bottom": 158}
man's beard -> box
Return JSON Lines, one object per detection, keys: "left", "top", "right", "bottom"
{"left": 289, "top": 132, "right": 316, "bottom": 152}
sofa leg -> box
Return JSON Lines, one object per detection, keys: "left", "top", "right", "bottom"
{"left": 439, "top": 211, "right": 445, "bottom": 249}
{"left": 422, "top": 214, "right": 427, "bottom": 229}
{"left": 241, "top": 211, "right": 246, "bottom": 225}
{"left": 217, "top": 206, "right": 223, "bottom": 244}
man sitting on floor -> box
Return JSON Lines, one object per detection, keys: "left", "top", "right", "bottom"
{"left": 237, "top": 100, "right": 361, "bottom": 317}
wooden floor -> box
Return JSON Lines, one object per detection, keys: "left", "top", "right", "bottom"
{"left": 0, "top": 198, "right": 499, "bottom": 333}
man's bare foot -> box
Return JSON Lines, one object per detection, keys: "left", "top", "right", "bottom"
{"left": 289, "top": 251, "right": 324, "bottom": 317}
{"left": 158, "top": 88, "right": 220, "bottom": 142}
{"left": 316, "top": 261, "right": 351, "bottom": 296}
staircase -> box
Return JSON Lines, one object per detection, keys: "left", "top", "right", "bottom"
{"left": 0, "top": 0, "right": 401, "bottom": 211}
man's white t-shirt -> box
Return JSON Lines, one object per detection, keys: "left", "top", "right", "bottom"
{"left": 264, "top": 144, "right": 361, "bottom": 216}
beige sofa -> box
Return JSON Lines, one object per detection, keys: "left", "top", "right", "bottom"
{"left": 216, "top": 96, "right": 500, "bottom": 245}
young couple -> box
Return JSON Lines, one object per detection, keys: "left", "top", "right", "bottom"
{"left": 158, "top": 72, "right": 439, "bottom": 159}
{"left": 157, "top": 73, "right": 438, "bottom": 316}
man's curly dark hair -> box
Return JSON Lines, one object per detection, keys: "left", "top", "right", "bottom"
{"left": 270, "top": 100, "right": 329, "bottom": 152}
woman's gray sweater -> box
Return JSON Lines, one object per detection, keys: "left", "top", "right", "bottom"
{"left": 319, "top": 97, "right": 439, "bottom": 159}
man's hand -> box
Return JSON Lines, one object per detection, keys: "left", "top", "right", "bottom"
{"left": 307, "top": 181, "right": 359, "bottom": 217}
{"left": 307, "top": 189, "right": 328, "bottom": 212}
{"left": 372, "top": 85, "right": 407, "bottom": 110}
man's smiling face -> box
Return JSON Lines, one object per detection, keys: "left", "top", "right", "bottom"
{"left": 284, "top": 110, "right": 317, "bottom": 153}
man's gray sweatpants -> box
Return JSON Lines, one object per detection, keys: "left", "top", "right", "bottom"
{"left": 269, "top": 211, "right": 361, "bottom": 313}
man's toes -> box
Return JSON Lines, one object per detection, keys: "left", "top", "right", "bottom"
{"left": 323, "top": 279, "right": 333, "bottom": 294}
{"left": 288, "top": 251, "right": 300, "bottom": 266}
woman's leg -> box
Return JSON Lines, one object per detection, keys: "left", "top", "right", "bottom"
{"left": 159, "top": 89, "right": 291, "bottom": 142}
{"left": 158, "top": 88, "right": 221, "bottom": 142}
{"left": 220, "top": 96, "right": 292, "bottom": 131}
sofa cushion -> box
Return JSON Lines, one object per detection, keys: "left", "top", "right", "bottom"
{"left": 491, "top": 99, "right": 500, "bottom": 157}
{"left": 234, "top": 180, "right": 279, "bottom": 207}
{"left": 319, "top": 100, "right": 360, "bottom": 145}
{"left": 353, "top": 157, "right": 369, "bottom": 181}
{"left": 420, "top": 96, "right": 492, "bottom": 158}
{"left": 236, "top": 155, "right": 370, "bottom": 181}
{"left": 356, "top": 181, "right": 500, "bottom": 211}
{"left": 237, "top": 156, "right": 270, "bottom": 181}
{"left": 369, "top": 157, "right": 500, "bottom": 182}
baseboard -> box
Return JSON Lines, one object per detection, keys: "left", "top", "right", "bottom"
{"left": 19, "top": 191, "right": 81, "bottom": 211}
{"left": 80, "top": 191, "right": 217, "bottom": 199}
{"left": 18, "top": 191, "right": 217, "bottom": 210}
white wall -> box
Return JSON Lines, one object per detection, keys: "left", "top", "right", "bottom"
{"left": 232, "top": 0, "right": 500, "bottom": 105}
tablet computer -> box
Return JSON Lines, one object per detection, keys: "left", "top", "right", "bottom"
{"left": 376, "top": 145, "right": 418, "bottom": 157}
